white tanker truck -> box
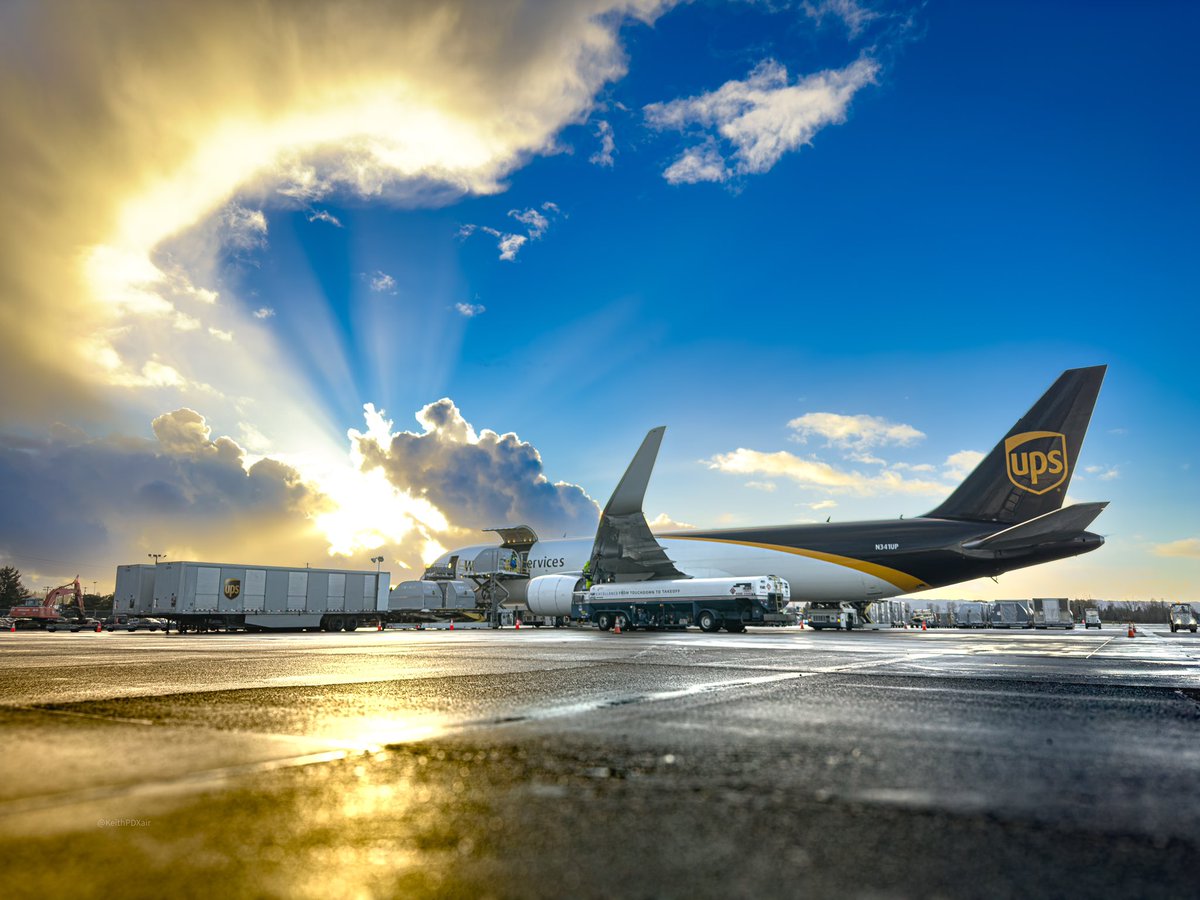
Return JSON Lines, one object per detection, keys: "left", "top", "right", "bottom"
{"left": 525, "top": 574, "right": 790, "bottom": 633}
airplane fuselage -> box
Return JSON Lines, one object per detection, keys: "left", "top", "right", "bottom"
{"left": 433, "top": 517, "right": 1104, "bottom": 603}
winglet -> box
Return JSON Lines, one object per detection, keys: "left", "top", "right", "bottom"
{"left": 603, "top": 426, "right": 666, "bottom": 517}
{"left": 590, "top": 427, "right": 687, "bottom": 582}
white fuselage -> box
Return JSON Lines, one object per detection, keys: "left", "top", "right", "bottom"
{"left": 431, "top": 536, "right": 899, "bottom": 604}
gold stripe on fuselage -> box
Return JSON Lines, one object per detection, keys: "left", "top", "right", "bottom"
{"left": 666, "top": 535, "right": 930, "bottom": 592}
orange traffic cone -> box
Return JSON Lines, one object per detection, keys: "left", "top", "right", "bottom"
{"left": 613, "top": 619, "right": 622, "bottom": 635}
{"left": 515, "top": 619, "right": 520, "bottom": 630}
{"left": 1127, "top": 623, "right": 1136, "bottom": 638}
{"left": 95, "top": 623, "right": 102, "bottom": 632}
{"left": 449, "top": 620, "right": 454, "bottom": 631}
{"left": 377, "top": 620, "right": 383, "bottom": 631}
{"left": 922, "top": 620, "right": 927, "bottom": 631}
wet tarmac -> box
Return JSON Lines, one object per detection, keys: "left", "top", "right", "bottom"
{"left": 3, "top": 625, "right": 1200, "bottom": 898}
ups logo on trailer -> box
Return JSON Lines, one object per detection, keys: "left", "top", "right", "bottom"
{"left": 223, "top": 578, "right": 241, "bottom": 600}
{"left": 1005, "top": 431, "right": 1068, "bottom": 495}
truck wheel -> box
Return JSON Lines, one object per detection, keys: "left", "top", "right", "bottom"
{"left": 724, "top": 621, "right": 745, "bottom": 633}
{"left": 614, "top": 613, "right": 629, "bottom": 632}
{"left": 327, "top": 616, "right": 345, "bottom": 632}
{"left": 596, "top": 612, "right": 613, "bottom": 632}
{"left": 698, "top": 610, "right": 720, "bottom": 633}
{"left": 1171, "top": 624, "right": 1177, "bottom": 633}
{"left": 1192, "top": 626, "right": 1197, "bottom": 634}
{"left": 345, "top": 617, "right": 358, "bottom": 632}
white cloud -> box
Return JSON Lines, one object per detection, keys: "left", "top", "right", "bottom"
{"left": 1153, "top": 538, "right": 1200, "bottom": 560}
{"left": 222, "top": 205, "right": 268, "bottom": 251}
{"left": 307, "top": 209, "right": 344, "bottom": 228}
{"left": 646, "top": 56, "right": 879, "bottom": 183}
{"left": 745, "top": 481, "right": 777, "bottom": 492}
{"left": 942, "top": 450, "right": 984, "bottom": 482}
{"left": 368, "top": 271, "right": 397, "bottom": 294}
{"left": 509, "top": 207, "right": 549, "bottom": 238}
{"left": 648, "top": 512, "right": 695, "bottom": 532}
{"left": 707, "top": 448, "right": 949, "bottom": 496}
{"left": 496, "top": 232, "right": 528, "bottom": 261}
{"left": 803, "top": 0, "right": 880, "bottom": 38}
{"left": 173, "top": 312, "right": 202, "bottom": 332}
{"left": 208, "top": 327, "right": 233, "bottom": 342}
{"left": 1084, "top": 464, "right": 1121, "bottom": 481}
{"left": 661, "top": 140, "right": 728, "bottom": 185}
{"left": 455, "top": 302, "right": 486, "bottom": 317}
{"left": 351, "top": 399, "right": 599, "bottom": 539}
{"left": 589, "top": 119, "right": 616, "bottom": 166}
{"left": 788, "top": 411, "right": 924, "bottom": 449}
{"left": 809, "top": 500, "right": 838, "bottom": 511}
{"left": 253, "top": 307, "right": 275, "bottom": 319}
{"left": 462, "top": 201, "right": 560, "bottom": 261}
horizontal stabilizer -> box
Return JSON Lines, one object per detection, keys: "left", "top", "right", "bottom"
{"left": 962, "top": 502, "right": 1108, "bottom": 551}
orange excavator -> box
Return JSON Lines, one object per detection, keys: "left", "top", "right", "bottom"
{"left": 9, "top": 576, "right": 86, "bottom": 627}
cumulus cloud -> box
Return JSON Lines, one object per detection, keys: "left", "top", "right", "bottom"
{"left": 454, "top": 302, "right": 486, "bottom": 318}
{"left": 590, "top": 119, "right": 616, "bottom": 166}
{"left": 0, "top": 410, "right": 334, "bottom": 582}
{"left": 646, "top": 56, "right": 879, "bottom": 183}
{"left": 351, "top": 399, "right": 600, "bottom": 539}
{"left": 809, "top": 500, "right": 838, "bottom": 511}
{"left": 0, "top": 0, "right": 667, "bottom": 423}
{"left": 1084, "top": 464, "right": 1121, "bottom": 481}
{"left": 706, "top": 447, "right": 950, "bottom": 496}
{"left": 942, "top": 450, "right": 984, "bottom": 483}
{"left": 648, "top": 513, "right": 696, "bottom": 532}
{"left": 1153, "top": 538, "right": 1200, "bottom": 559}
{"left": 253, "top": 307, "right": 275, "bottom": 319}
{"left": 789, "top": 412, "right": 925, "bottom": 450}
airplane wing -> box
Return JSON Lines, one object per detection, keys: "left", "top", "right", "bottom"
{"left": 961, "top": 501, "right": 1108, "bottom": 551}
{"left": 589, "top": 426, "right": 688, "bottom": 582}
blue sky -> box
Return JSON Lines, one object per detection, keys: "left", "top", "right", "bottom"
{"left": 1, "top": 0, "right": 1196, "bottom": 599}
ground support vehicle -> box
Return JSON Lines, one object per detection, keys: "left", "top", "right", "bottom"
{"left": 524, "top": 574, "right": 789, "bottom": 633}
{"left": 1084, "top": 609, "right": 1102, "bottom": 629}
{"left": 804, "top": 601, "right": 863, "bottom": 631}
{"left": 581, "top": 575, "right": 789, "bottom": 633}
{"left": 1170, "top": 604, "right": 1197, "bottom": 633}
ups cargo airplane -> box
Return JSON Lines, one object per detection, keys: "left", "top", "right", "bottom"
{"left": 428, "top": 366, "right": 1108, "bottom": 619}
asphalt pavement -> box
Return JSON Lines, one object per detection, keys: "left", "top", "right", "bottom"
{"left": 3, "top": 624, "right": 1199, "bottom": 899}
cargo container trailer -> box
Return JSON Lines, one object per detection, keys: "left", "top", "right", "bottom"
{"left": 143, "top": 561, "right": 389, "bottom": 632}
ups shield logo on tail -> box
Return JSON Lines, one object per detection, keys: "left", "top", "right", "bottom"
{"left": 1005, "top": 431, "right": 1068, "bottom": 495}
{"left": 223, "top": 578, "right": 241, "bottom": 600}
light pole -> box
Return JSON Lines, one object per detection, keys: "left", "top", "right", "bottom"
{"left": 371, "top": 556, "right": 384, "bottom": 626}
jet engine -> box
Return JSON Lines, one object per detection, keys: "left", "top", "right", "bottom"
{"left": 525, "top": 574, "right": 585, "bottom": 617}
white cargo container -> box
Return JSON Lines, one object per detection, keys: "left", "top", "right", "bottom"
{"left": 992, "top": 600, "right": 1032, "bottom": 628}
{"left": 390, "top": 581, "right": 442, "bottom": 610}
{"left": 1032, "top": 597, "right": 1074, "bottom": 629}
{"left": 114, "top": 564, "right": 157, "bottom": 616}
{"left": 144, "top": 560, "right": 389, "bottom": 632}
{"left": 955, "top": 601, "right": 988, "bottom": 628}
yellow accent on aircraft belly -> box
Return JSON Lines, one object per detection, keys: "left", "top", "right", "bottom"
{"left": 667, "top": 535, "right": 930, "bottom": 592}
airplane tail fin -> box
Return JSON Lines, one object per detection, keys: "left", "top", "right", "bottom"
{"left": 926, "top": 365, "right": 1107, "bottom": 524}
